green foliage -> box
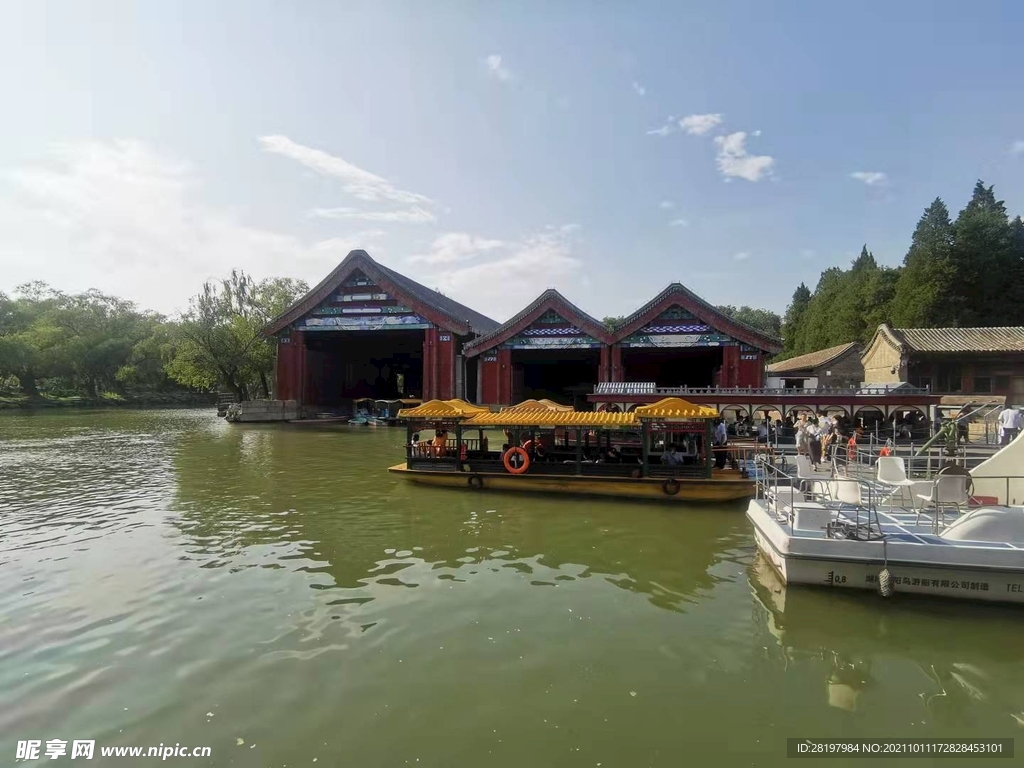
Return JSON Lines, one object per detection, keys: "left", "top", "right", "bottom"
{"left": 715, "top": 305, "right": 782, "bottom": 338}
{"left": 0, "top": 272, "right": 306, "bottom": 403}
{"left": 166, "top": 271, "right": 308, "bottom": 402}
{"left": 602, "top": 316, "right": 625, "bottom": 330}
{"left": 783, "top": 179, "right": 1024, "bottom": 357}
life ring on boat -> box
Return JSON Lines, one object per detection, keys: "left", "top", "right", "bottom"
{"left": 662, "top": 478, "right": 681, "bottom": 496}
{"left": 522, "top": 439, "right": 533, "bottom": 451}
{"left": 503, "top": 447, "right": 530, "bottom": 474}
{"left": 467, "top": 474, "right": 484, "bottom": 490}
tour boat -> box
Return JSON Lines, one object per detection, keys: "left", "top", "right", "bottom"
{"left": 746, "top": 440, "right": 1024, "bottom": 604}
{"left": 388, "top": 397, "right": 765, "bottom": 503}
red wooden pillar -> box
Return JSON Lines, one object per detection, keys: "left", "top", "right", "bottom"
{"left": 293, "top": 330, "right": 307, "bottom": 406}
{"left": 599, "top": 346, "right": 611, "bottom": 383}
{"left": 435, "top": 331, "right": 456, "bottom": 400}
{"left": 721, "top": 345, "right": 740, "bottom": 387}
{"left": 274, "top": 337, "right": 294, "bottom": 400}
{"left": 611, "top": 344, "right": 623, "bottom": 382}
{"left": 497, "top": 348, "right": 513, "bottom": 405}
{"left": 479, "top": 355, "right": 499, "bottom": 404}
{"left": 422, "top": 329, "right": 434, "bottom": 401}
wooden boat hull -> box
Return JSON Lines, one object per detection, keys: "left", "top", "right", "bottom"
{"left": 388, "top": 464, "right": 753, "bottom": 503}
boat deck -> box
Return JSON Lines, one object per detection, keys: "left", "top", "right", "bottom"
{"left": 823, "top": 507, "right": 1024, "bottom": 549}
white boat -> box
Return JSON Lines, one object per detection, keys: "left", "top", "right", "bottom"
{"left": 747, "top": 440, "right": 1024, "bottom": 605}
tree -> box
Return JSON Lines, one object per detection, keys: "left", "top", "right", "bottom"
{"left": 950, "top": 181, "right": 1015, "bottom": 326}
{"left": 890, "top": 198, "right": 955, "bottom": 327}
{"left": 780, "top": 283, "right": 811, "bottom": 357}
{"left": 602, "top": 316, "right": 625, "bottom": 330}
{"left": 715, "top": 305, "right": 782, "bottom": 338}
{"left": 167, "top": 271, "right": 308, "bottom": 401}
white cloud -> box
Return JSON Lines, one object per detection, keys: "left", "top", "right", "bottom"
{"left": 753, "top": 129, "right": 762, "bottom": 137}
{"left": 659, "top": 200, "right": 674, "bottom": 209}
{"left": 631, "top": 81, "right": 646, "bottom": 97}
{"left": 734, "top": 251, "right": 750, "bottom": 261}
{"left": 713, "top": 132, "right": 775, "bottom": 182}
{"left": 411, "top": 225, "right": 584, "bottom": 320}
{"left": 309, "top": 206, "right": 435, "bottom": 223}
{"left": 679, "top": 113, "right": 724, "bottom": 136}
{"left": 259, "top": 135, "right": 431, "bottom": 205}
{"left": 409, "top": 232, "right": 506, "bottom": 265}
{"left": 669, "top": 218, "right": 689, "bottom": 228}
{"left": 260, "top": 135, "right": 436, "bottom": 223}
{"left": 849, "top": 171, "right": 888, "bottom": 186}
{"left": 485, "top": 54, "right": 513, "bottom": 82}
{"left": 0, "top": 140, "right": 384, "bottom": 314}
{"left": 646, "top": 124, "right": 675, "bottom": 137}
{"left": 1009, "top": 140, "right": 1024, "bottom": 156}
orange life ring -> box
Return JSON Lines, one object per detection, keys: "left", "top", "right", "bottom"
{"left": 879, "top": 446, "right": 892, "bottom": 457}
{"left": 522, "top": 439, "right": 534, "bottom": 452}
{"left": 503, "top": 446, "right": 530, "bottom": 474}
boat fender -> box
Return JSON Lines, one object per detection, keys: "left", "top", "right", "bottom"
{"left": 662, "top": 478, "right": 681, "bottom": 496}
{"left": 468, "top": 474, "right": 484, "bottom": 490}
{"left": 503, "top": 447, "right": 530, "bottom": 475}
{"left": 877, "top": 567, "right": 893, "bottom": 597}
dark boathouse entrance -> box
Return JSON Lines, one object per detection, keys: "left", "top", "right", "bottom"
{"left": 265, "top": 250, "right": 497, "bottom": 413}
{"left": 464, "top": 290, "right": 614, "bottom": 409}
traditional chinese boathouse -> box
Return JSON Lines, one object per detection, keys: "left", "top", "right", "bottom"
{"left": 265, "top": 250, "right": 498, "bottom": 411}
{"left": 463, "top": 283, "right": 782, "bottom": 407}
{"left": 462, "top": 290, "right": 614, "bottom": 408}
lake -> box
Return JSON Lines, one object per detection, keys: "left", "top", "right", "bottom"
{"left": 1, "top": 408, "right": 1021, "bottom": 766}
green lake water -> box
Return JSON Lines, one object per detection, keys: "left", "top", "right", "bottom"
{"left": 1, "top": 408, "right": 1022, "bottom": 766}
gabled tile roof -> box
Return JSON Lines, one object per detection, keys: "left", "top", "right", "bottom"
{"left": 264, "top": 250, "right": 499, "bottom": 337}
{"left": 462, "top": 289, "right": 613, "bottom": 356}
{"left": 766, "top": 342, "right": 861, "bottom": 374}
{"left": 893, "top": 326, "right": 1024, "bottom": 354}
{"left": 610, "top": 283, "right": 783, "bottom": 353}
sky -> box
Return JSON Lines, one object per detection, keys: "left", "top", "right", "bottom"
{"left": 1, "top": 1, "right": 1023, "bottom": 323}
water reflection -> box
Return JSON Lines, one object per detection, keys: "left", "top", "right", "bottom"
{"left": 749, "top": 554, "right": 1024, "bottom": 730}
{"left": 167, "top": 419, "right": 750, "bottom": 616}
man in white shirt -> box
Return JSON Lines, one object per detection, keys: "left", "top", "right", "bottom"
{"left": 998, "top": 404, "right": 1022, "bottom": 445}
{"left": 714, "top": 418, "right": 728, "bottom": 469}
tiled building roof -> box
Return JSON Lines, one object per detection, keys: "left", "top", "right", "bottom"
{"left": 892, "top": 326, "right": 1024, "bottom": 354}
{"left": 766, "top": 342, "right": 860, "bottom": 373}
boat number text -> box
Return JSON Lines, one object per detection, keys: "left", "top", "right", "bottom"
{"left": 438, "top": 334, "right": 452, "bottom": 342}
{"left": 1009, "top": 583, "right": 1023, "bottom": 593}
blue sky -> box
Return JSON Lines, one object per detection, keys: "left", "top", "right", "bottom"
{"left": 1, "top": 1, "right": 1022, "bottom": 321}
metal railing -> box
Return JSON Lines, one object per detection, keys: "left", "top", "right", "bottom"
{"left": 607, "top": 384, "right": 932, "bottom": 397}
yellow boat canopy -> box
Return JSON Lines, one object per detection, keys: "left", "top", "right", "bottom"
{"left": 633, "top": 397, "right": 719, "bottom": 420}
{"left": 396, "top": 399, "right": 491, "bottom": 419}
{"left": 398, "top": 396, "right": 718, "bottom": 427}
{"left": 463, "top": 410, "right": 640, "bottom": 428}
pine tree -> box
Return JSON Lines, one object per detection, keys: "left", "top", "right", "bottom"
{"left": 890, "top": 198, "right": 955, "bottom": 327}
{"left": 951, "top": 181, "right": 1012, "bottom": 326}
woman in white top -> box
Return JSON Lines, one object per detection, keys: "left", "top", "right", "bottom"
{"left": 795, "top": 414, "right": 809, "bottom": 456}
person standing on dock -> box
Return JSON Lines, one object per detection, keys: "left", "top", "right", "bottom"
{"left": 714, "top": 418, "right": 729, "bottom": 469}
{"left": 998, "top": 403, "right": 1022, "bottom": 445}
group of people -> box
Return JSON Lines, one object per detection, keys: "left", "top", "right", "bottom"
{"left": 793, "top": 412, "right": 859, "bottom": 470}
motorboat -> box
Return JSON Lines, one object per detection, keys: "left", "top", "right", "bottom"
{"left": 747, "top": 436, "right": 1024, "bottom": 604}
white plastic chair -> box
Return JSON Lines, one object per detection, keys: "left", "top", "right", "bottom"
{"left": 795, "top": 455, "right": 832, "bottom": 500}
{"left": 876, "top": 456, "right": 918, "bottom": 512}
{"left": 915, "top": 475, "right": 969, "bottom": 532}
